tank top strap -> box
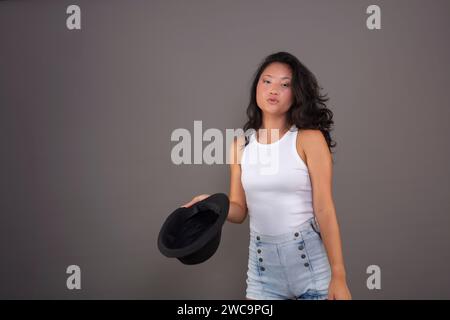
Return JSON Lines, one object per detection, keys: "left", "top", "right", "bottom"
{"left": 285, "top": 125, "right": 298, "bottom": 143}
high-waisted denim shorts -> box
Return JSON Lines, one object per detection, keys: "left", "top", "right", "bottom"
{"left": 246, "top": 216, "right": 331, "bottom": 300}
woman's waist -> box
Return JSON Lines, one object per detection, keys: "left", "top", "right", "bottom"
{"left": 249, "top": 214, "right": 316, "bottom": 244}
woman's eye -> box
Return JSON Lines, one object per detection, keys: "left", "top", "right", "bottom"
{"left": 282, "top": 83, "right": 290, "bottom": 88}
{"left": 263, "top": 79, "right": 270, "bottom": 84}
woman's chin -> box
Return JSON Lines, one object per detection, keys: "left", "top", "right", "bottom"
{"left": 261, "top": 104, "right": 287, "bottom": 116}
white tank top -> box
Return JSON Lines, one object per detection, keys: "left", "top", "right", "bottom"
{"left": 241, "top": 125, "right": 314, "bottom": 235}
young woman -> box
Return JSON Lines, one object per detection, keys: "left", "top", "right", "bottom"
{"left": 182, "top": 52, "right": 352, "bottom": 300}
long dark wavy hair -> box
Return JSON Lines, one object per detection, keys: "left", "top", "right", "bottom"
{"left": 243, "top": 51, "right": 336, "bottom": 157}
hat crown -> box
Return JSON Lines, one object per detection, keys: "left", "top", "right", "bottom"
{"left": 158, "top": 193, "right": 229, "bottom": 265}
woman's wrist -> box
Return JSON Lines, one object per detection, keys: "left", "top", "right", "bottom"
{"left": 331, "top": 265, "right": 347, "bottom": 279}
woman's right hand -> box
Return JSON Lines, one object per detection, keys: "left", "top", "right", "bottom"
{"left": 181, "top": 194, "right": 211, "bottom": 208}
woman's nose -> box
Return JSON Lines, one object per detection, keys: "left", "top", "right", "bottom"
{"left": 269, "top": 85, "right": 279, "bottom": 95}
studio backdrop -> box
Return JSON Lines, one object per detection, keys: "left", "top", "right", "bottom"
{"left": 1, "top": 0, "right": 449, "bottom": 299}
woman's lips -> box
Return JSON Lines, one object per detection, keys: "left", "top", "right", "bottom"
{"left": 267, "top": 98, "right": 279, "bottom": 104}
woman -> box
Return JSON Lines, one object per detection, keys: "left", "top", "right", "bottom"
{"left": 182, "top": 52, "right": 352, "bottom": 300}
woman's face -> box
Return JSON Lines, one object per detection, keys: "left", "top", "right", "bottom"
{"left": 256, "top": 62, "right": 294, "bottom": 117}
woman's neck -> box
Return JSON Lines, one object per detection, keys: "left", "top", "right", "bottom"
{"left": 260, "top": 114, "right": 289, "bottom": 131}
{"left": 258, "top": 115, "right": 290, "bottom": 144}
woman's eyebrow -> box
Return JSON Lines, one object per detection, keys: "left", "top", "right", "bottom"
{"left": 262, "top": 74, "right": 291, "bottom": 80}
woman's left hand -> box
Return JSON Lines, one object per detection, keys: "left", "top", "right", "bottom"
{"left": 327, "top": 276, "right": 352, "bottom": 300}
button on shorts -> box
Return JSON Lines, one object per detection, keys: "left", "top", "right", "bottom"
{"left": 246, "top": 216, "right": 331, "bottom": 300}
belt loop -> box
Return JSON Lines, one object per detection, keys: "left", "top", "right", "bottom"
{"left": 310, "top": 217, "right": 319, "bottom": 233}
{"left": 310, "top": 217, "right": 322, "bottom": 239}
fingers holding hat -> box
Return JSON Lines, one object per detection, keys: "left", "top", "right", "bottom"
{"left": 181, "top": 194, "right": 211, "bottom": 208}
{"left": 160, "top": 192, "right": 229, "bottom": 264}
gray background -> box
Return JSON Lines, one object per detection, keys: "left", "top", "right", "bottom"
{"left": 1, "top": 0, "right": 449, "bottom": 299}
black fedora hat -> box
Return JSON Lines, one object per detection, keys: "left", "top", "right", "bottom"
{"left": 158, "top": 193, "right": 229, "bottom": 265}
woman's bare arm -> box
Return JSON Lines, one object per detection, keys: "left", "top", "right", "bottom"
{"left": 227, "top": 136, "right": 248, "bottom": 224}
{"left": 299, "top": 129, "right": 351, "bottom": 299}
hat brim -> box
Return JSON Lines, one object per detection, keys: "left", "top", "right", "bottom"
{"left": 158, "top": 193, "right": 229, "bottom": 261}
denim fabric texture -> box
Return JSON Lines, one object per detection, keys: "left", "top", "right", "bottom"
{"left": 246, "top": 217, "right": 331, "bottom": 300}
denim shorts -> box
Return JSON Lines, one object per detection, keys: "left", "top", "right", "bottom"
{"left": 246, "top": 216, "right": 332, "bottom": 300}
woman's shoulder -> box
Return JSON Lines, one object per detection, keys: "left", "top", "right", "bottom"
{"left": 296, "top": 129, "right": 326, "bottom": 165}
{"left": 229, "top": 135, "right": 247, "bottom": 165}
{"left": 297, "top": 129, "right": 327, "bottom": 145}
{"left": 232, "top": 134, "right": 247, "bottom": 148}
{"left": 297, "top": 129, "right": 330, "bottom": 161}
{"left": 298, "top": 128, "right": 321, "bottom": 135}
